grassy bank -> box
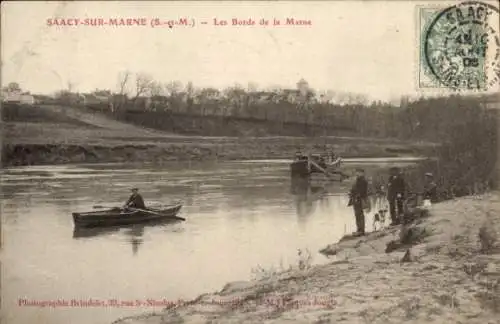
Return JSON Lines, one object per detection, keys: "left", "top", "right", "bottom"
{"left": 1, "top": 104, "right": 436, "bottom": 167}
{"left": 112, "top": 192, "right": 500, "bottom": 324}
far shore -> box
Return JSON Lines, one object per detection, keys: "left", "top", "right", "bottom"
{"left": 1, "top": 141, "right": 435, "bottom": 168}
{"left": 1, "top": 103, "right": 438, "bottom": 167}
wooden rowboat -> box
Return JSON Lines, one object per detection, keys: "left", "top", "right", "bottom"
{"left": 72, "top": 204, "right": 184, "bottom": 228}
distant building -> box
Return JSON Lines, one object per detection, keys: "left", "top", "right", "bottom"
{"left": 176, "top": 92, "right": 190, "bottom": 104}
{"left": 247, "top": 91, "right": 278, "bottom": 104}
{"left": 150, "top": 95, "right": 170, "bottom": 111}
{"left": 110, "top": 94, "right": 127, "bottom": 105}
{"left": 80, "top": 93, "right": 110, "bottom": 106}
{"left": 1, "top": 89, "right": 35, "bottom": 105}
{"left": 54, "top": 91, "right": 82, "bottom": 105}
{"left": 279, "top": 89, "right": 301, "bottom": 103}
{"left": 20, "top": 94, "right": 35, "bottom": 105}
{"left": 132, "top": 96, "right": 152, "bottom": 111}
{"left": 1, "top": 89, "right": 21, "bottom": 102}
{"left": 296, "top": 78, "right": 310, "bottom": 97}
{"left": 196, "top": 88, "right": 221, "bottom": 102}
{"left": 32, "top": 94, "right": 53, "bottom": 104}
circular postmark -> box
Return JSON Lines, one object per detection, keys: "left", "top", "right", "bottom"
{"left": 424, "top": 1, "right": 500, "bottom": 90}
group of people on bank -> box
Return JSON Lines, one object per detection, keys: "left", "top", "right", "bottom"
{"left": 120, "top": 166, "right": 439, "bottom": 238}
{"left": 348, "top": 166, "right": 437, "bottom": 236}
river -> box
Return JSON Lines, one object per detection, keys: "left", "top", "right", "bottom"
{"left": 0, "top": 157, "right": 422, "bottom": 324}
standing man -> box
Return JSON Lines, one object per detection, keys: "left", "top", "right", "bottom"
{"left": 387, "top": 167, "right": 406, "bottom": 225}
{"left": 349, "top": 168, "right": 368, "bottom": 236}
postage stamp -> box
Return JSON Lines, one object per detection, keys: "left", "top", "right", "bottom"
{"left": 419, "top": 1, "right": 500, "bottom": 90}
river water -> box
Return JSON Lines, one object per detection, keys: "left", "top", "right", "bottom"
{"left": 0, "top": 157, "right": 421, "bottom": 324}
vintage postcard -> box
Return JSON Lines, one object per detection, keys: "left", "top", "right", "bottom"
{"left": 1, "top": 1, "right": 499, "bottom": 324}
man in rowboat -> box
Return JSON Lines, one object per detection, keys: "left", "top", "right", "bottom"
{"left": 124, "top": 188, "right": 146, "bottom": 210}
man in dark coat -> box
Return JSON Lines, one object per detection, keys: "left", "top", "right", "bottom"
{"left": 349, "top": 168, "right": 368, "bottom": 235}
{"left": 124, "top": 188, "right": 146, "bottom": 209}
{"left": 387, "top": 167, "right": 406, "bottom": 225}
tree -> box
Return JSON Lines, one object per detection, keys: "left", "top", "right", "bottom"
{"left": 223, "top": 84, "right": 245, "bottom": 97}
{"left": 185, "top": 81, "right": 194, "bottom": 97}
{"left": 164, "top": 81, "right": 183, "bottom": 97}
{"left": 353, "top": 93, "right": 369, "bottom": 106}
{"left": 93, "top": 89, "right": 111, "bottom": 97}
{"left": 6, "top": 82, "right": 21, "bottom": 92}
{"left": 400, "top": 95, "right": 410, "bottom": 108}
{"left": 149, "top": 81, "right": 164, "bottom": 97}
{"left": 199, "top": 87, "right": 220, "bottom": 100}
{"left": 117, "top": 71, "right": 131, "bottom": 96}
{"left": 133, "top": 73, "right": 153, "bottom": 100}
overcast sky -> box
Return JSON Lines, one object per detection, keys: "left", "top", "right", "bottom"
{"left": 1, "top": 1, "right": 495, "bottom": 102}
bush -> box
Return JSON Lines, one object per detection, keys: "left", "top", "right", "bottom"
{"left": 478, "top": 215, "right": 498, "bottom": 254}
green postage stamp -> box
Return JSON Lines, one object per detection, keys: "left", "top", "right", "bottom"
{"left": 419, "top": 1, "right": 500, "bottom": 91}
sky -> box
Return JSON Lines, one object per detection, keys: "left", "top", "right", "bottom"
{"left": 1, "top": 1, "right": 498, "bottom": 102}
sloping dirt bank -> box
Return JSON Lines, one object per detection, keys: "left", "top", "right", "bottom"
{"left": 1, "top": 143, "right": 217, "bottom": 166}
{"left": 112, "top": 192, "right": 500, "bottom": 324}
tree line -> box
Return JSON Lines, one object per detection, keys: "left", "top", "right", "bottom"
{"left": 4, "top": 77, "right": 499, "bottom": 194}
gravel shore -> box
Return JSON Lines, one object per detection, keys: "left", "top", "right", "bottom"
{"left": 112, "top": 192, "right": 500, "bottom": 324}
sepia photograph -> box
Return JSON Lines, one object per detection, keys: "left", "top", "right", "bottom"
{"left": 1, "top": 1, "right": 499, "bottom": 323}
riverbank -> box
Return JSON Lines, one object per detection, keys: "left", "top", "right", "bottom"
{"left": 113, "top": 192, "right": 500, "bottom": 324}
{"left": 1, "top": 139, "right": 434, "bottom": 167}
{"left": 1, "top": 104, "right": 437, "bottom": 167}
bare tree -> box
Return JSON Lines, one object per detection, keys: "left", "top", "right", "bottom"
{"left": 185, "top": 81, "right": 194, "bottom": 97}
{"left": 117, "top": 71, "right": 130, "bottom": 96}
{"left": 134, "top": 73, "right": 153, "bottom": 100}
{"left": 149, "top": 81, "right": 164, "bottom": 97}
{"left": 354, "top": 93, "right": 369, "bottom": 106}
{"left": 164, "top": 81, "right": 183, "bottom": 97}
{"left": 400, "top": 95, "right": 410, "bottom": 108}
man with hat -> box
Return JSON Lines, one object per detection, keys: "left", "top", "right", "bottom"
{"left": 348, "top": 168, "right": 368, "bottom": 235}
{"left": 124, "top": 188, "right": 146, "bottom": 209}
{"left": 387, "top": 167, "right": 406, "bottom": 225}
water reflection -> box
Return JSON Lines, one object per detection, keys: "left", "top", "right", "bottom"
{"left": 72, "top": 219, "right": 184, "bottom": 256}
{"left": 125, "top": 226, "right": 144, "bottom": 256}
{"left": 72, "top": 226, "right": 121, "bottom": 239}
{"left": 290, "top": 176, "right": 330, "bottom": 223}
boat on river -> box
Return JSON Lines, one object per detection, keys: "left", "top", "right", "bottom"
{"left": 72, "top": 204, "right": 184, "bottom": 228}
{"left": 290, "top": 153, "right": 345, "bottom": 178}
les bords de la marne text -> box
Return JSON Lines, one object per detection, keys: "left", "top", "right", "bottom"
{"left": 46, "top": 17, "right": 312, "bottom": 27}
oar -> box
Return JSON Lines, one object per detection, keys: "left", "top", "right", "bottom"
{"left": 93, "top": 205, "right": 121, "bottom": 209}
{"left": 128, "top": 207, "right": 186, "bottom": 221}
{"left": 93, "top": 203, "right": 173, "bottom": 209}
